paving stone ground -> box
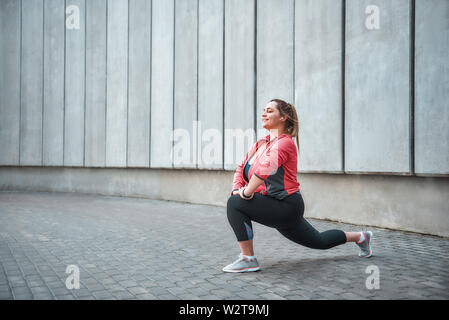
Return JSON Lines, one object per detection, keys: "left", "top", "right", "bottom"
{"left": 0, "top": 191, "right": 448, "bottom": 300}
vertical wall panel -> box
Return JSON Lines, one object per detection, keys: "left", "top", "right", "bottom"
{"left": 64, "top": 0, "right": 85, "bottom": 166}
{"left": 20, "top": 0, "right": 43, "bottom": 165}
{"left": 198, "top": 0, "right": 223, "bottom": 169}
{"left": 224, "top": 0, "right": 255, "bottom": 170}
{"left": 106, "top": 0, "right": 128, "bottom": 167}
{"left": 151, "top": 0, "right": 174, "bottom": 168}
{"left": 43, "top": 0, "right": 64, "bottom": 166}
{"left": 85, "top": 0, "right": 107, "bottom": 167}
{"left": 295, "top": 0, "right": 343, "bottom": 173}
{"left": 174, "top": 0, "right": 198, "bottom": 168}
{"left": 0, "top": 0, "right": 21, "bottom": 165}
{"left": 2, "top": 0, "right": 447, "bottom": 179}
{"left": 256, "top": 0, "right": 294, "bottom": 138}
{"left": 415, "top": 0, "right": 449, "bottom": 175}
{"left": 128, "top": 0, "right": 151, "bottom": 168}
{"left": 345, "top": 0, "right": 411, "bottom": 173}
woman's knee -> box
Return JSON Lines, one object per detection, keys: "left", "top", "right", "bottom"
{"left": 227, "top": 195, "right": 248, "bottom": 223}
{"left": 227, "top": 195, "right": 237, "bottom": 215}
{"left": 227, "top": 194, "right": 242, "bottom": 211}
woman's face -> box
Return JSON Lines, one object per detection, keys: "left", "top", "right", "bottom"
{"left": 262, "top": 101, "right": 285, "bottom": 131}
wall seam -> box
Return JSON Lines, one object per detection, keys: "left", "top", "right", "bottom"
{"left": 126, "top": 0, "right": 130, "bottom": 167}
{"left": 83, "top": 0, "right": 87, "bottom": 167}
{"left": 172, "top": 0, "right": 175, "bottom": 168}
{"left": 19, "top": 0, "right": 23, "bottom": 165}
{"left": 63, "top": 0, "right": 66, "bottom": 166}
{"left": 410, "top": 0, "right": 415, "bottom": 175}
{"left": 342, "top": 0, "right": 346, "bottom": 173}
{"left": 222, "top": 0, "right": 225, "bottom": 170}
{"left": 42, "top": 0, "right": 45, "bottom": 166}
{"left": 254, "top": 0, "right": 257, "bottom": 141}
{"left": 149, "top": 0, "right": 152, "bottom": 167}
{"left": 105, "top": 0, "right": 108, "bottom": 167}
{"left": 292, "top": 0, "right": 295, "bottom": 109}
{"left": 195, "top": 0, "right": 199, "bottom": 168}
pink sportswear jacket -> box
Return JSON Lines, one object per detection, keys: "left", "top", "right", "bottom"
{"left": 231, "top": 133, "right": 300, "bottom": 200}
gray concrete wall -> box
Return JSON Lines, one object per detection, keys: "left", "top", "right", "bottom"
{"left": 151, "top": 0, "right": 174, "bottom": 168}
{"left": 106, "top": 0, "right": 128, "bottom": 167}
{"left": 224, "top": 0, "right": 256, "bottom": 170}
{"left": 198, "top": 0, "right": 223, "bottom": 170}
{"left": 43, "top": 0, "right": 65, "bottom": 166}
{"left": 65, "top": 0, "right": 86, "bottom": 167}
{"left": 415, "top": 0, "right": 449, "bottom": 175}
{"left": 174, "top": 0, "right": 197, "bottom": 169}
{"left": 85, "top": 0, "right": 107, "bottom": 167}
{"left": 295, "top": 0, "right": 344, "bottom": 173}
{"left": 128, "top": 0, "right": 151, "bottom": 168}
{"left": 1, "top": 0, "right": 447, "bottom": 175}
{"left": 345, "top": 0, "right": 411, "bottom": 174}
{"left": 1, "top": 0, "right": 448, "bottom": 236}
{"left": 256, "top": 0, "right": 294, "bottom": 139}
{"left": 1, "top": 167, "right": 448, "bottom": 238}
{"left": 20, "top": 0, "right": 44, "bottom": 166}
{"left": 0, "top": 0, "right": 21, "bottom": 165}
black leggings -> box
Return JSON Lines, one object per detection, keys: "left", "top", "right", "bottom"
{"left": 226, "top": 191, "right": 347, "bottom": 249}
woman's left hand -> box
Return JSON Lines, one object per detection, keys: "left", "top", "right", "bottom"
{"left": 239, "top": 187, "right": 254, "bottom": 200}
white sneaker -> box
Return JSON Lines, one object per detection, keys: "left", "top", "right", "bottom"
{"left": 222, "top": 254, "right": 261, "bottom": 273}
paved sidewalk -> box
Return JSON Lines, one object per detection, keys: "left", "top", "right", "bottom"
{"left": 0, "top": 191, "right": 448, "bottom": 300}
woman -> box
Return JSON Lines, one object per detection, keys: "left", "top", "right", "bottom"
{"left": 223, "top": 99, "right": 373, "bottom": 273}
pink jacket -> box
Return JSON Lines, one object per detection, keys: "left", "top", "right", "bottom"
{"left": 231, "top": 133, "right": 300, "bottom": 200}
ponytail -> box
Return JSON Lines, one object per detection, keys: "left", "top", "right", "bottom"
{"left": 269, "top": 99, "right": 300, "bottom": 153}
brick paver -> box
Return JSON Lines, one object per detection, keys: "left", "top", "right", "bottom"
{"left": 0, "top": 191, "right": 448, "bottom": 300}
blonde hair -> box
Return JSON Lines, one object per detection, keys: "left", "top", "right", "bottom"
{"left": 269, "top": 98, "right": 300, "bottom": 153}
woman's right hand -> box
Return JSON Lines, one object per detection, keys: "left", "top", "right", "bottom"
{"left": 239, "top": 187, "right": 254, "bottom": 200}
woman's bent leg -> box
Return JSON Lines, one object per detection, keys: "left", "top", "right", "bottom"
{"left": 226, "top": 196, "right": 254, "bottom": 242}
{"left": 226, "top": 193, "right": 300, "bottom": 242}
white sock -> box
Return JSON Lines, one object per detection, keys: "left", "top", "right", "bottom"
{"left": 357, "top": 232, "right": 365, "bottom": 244}
{"left": 241, "top": 254, "right": 256, "bottom": 260}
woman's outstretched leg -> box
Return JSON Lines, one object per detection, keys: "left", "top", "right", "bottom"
{"left": 276, "top": 218, "right": 373, "bottom": 257}
{"left": 276, "top": 217, "right": 347, "bottom": 249}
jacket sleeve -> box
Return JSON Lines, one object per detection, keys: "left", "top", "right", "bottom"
{"left": 253, "top": 139, "right": 292, "bottom": 181}
{"left": 231, "top": 152, "right": 249, "bottom": 192}
{"left": 232, "top": 141, "right": 259, "bottom": 192}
